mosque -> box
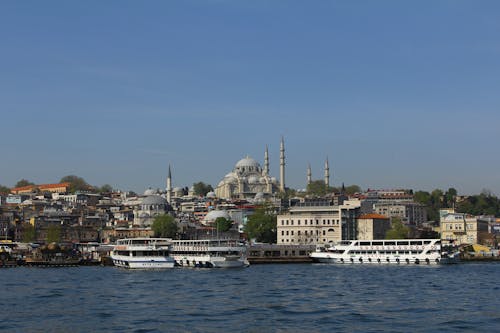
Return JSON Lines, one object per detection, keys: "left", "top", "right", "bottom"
{"left": 164, "top": 138, "right": 331, "bottom": 202}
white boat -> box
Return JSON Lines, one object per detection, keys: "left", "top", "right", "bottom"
{"left": 169, "top": 239, "right": 249, "bottom": 268}
{"left": 111, "top": 238, "right": 175, "bottom": 269}
{"left": 310, "top": 239, "right": 460, "bottom": 265}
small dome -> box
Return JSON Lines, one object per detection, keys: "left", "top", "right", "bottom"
{"left": 203, "top": 210, "right": 231, "bottom": 224}
{"left": 142, "top": 195, "right": 167, "bottom": 205}
{"left": 144, "top": 188, "right": 156, "bottom": 196}
{"left": 206, "top": 191, "right": 216, "bottom": 198}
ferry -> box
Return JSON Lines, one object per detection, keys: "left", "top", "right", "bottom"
{"left": 111, "top": 238, "right": 175, "bottom": 269}
{"left": 310, "top": 239, "right": 460, "bottom": 265}
{"left": 169, "top": 239, "right": 249, "bottom": 268}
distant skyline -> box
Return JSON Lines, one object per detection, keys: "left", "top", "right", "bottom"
{"left": 1, "top": 1, "right": 500, "bottom": 195}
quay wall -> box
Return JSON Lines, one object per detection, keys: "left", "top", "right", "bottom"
{"left": 248, "top": 244, "right": 315, "bottom": 264}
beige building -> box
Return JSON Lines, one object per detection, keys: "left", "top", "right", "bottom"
{"left": 356, "top": 213, "right": 391, "bottom": 240}
{"left": 277, "top": 200, "right": 361, "bottom": 245}
{"left": 373, "top": 201, "right": 427, "bottom": 226}
{"left": 440, "top": 212, "right": 489, "bottom": 245}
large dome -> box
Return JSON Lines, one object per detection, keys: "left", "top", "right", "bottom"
{"left": 235, "top": 156, "right": 260, "bottom": 169}
{"left": 142, "top": 195, "right": 167, "bottom": 205}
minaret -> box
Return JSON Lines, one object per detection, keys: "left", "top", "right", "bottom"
{"left": 324, "top": 157, "right": 330, "bottom": 187}
{"left": 280, "top": 137, "right": 285, "bottom": 192}
{"left": 264, "top": 145, "right": 270, "bottom": 175}
{"left": 166, "top": 165, "right": 172, "bottom": 203}
{"left": 307, "top": 163, "right": 312, "bottom": 185}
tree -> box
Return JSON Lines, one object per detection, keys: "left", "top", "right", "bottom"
{"left": 46, "top": 225, "right": 61, "bottom": 243}
{"left": 306, "top": 180, "right": 335, "bottom": 197}
{"left": 15, "top": 179, "right": 35, "bottom": 188}
{"left": 344, "top": 185, "right": 362, "bottom": 195}
{"left": 0, "top": 185, "right": 10, "bottom": 194}
{"left": 97, "top": 184, "right": 113, "bottom": 193}
{"left": 60, "top": 175, "right": 91, "bottom": 193}
{"left": 22, "top": 224, "right": 36, "bottom": 243}
{"left": 193, "top": 182, "right": 214, "bottom": 196}
{"left": 385, "top": 218, "right": 409, "bottom": 239}
{"left": 215, "top": 217, "right": 233, "bottom": 232}
{"left": 152, "top": 214, "right": 178, "bottom": 238}
{"left": 244, "top": 205, "right": 277, "bottom": 243}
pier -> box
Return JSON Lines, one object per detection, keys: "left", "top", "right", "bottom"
{"left": 248, "top": 244, "right": 315, "bottom": 264}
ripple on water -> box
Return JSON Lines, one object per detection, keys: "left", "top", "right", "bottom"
{"left": 1, "top": 264, "right": 500, "bottom": 332}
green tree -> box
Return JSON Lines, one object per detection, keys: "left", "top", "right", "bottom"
{"left": 192, "top": 182, "right": 214, "bottom": 196}
{"left": 97, "top": 184, "right": 113, "bottom": 193}
{"left": 306, "top": 180, "right": 335, "bottom": 196}
{"left": 385, "top": 218, "right": 409, "bottom": 239}
{"left": 60, "top": 175, "right": 91, "bottom": 193}
{"left": 215, "top": 217, "right": 233, "bottom": 232}
{"left": 0, "top": 185, "right": 10, "bottom": 194}
{"left": 15, "top": 179, "right": 35, "bottom": 188}
{"left": 46, "top": 225, "right": 61, "bottom": 243}
{"left": 152, "top": 214, "right": 178, "bottom": 238}
{"left": 344, "top": 185, "right": 362, "bottom": 195}
{"left": 244, "top": 205, "right": 277, "bottom": 243}
{"left": 22, "top": 224, "right": 36, "bottom": 243}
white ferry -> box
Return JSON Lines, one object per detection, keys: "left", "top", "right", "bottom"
{"left": 111, "top": 238, "right": 175, "bottom": 269}
{"left": 169, "top": 239, "right": 249, "bottom": 268}
{"left": 310, "top": 239, "right": 460, "bottom": 265}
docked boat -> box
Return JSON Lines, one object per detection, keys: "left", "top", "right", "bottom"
{"left": 310, "top": 239, "right": 460, "bottom": 265}
{"left": 169, "top": 239, "right": 249, "bottom": 268}
{"left": 111, "top": 238, "right": 175, "bottom": 269}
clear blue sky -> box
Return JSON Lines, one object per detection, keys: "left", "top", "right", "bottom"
{"left": 1, "top": 1, "right": 499, "bottom": 195}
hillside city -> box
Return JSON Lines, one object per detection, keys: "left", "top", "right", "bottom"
{"left": 1, "top": 152, "right": 499, "bottom": 255}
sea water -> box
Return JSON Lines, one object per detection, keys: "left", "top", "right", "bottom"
{"left": 1, "top": 263, "right": 499, "bottom": 332}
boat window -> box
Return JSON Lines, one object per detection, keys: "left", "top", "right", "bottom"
{"left": 410, "top": 241, "right": 421, "bottom": 245}
{"left": 372, "top": 241, "right": 383, "bottom": 246}
{"left": 385, "top": 241, "right": 396, "bottom": 245}
{"left": 360, "top": 241, "right": 370, "bottom": 246}
{"left": 396, "top": 241, "right": 409, "bottom": 246}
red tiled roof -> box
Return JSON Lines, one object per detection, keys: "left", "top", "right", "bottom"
{"left": 358, "top": 213, "right": 389, "bottom": 220}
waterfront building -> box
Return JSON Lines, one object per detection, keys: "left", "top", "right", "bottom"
{"left": 356, "top": 213, "right": 391, "bottom": 240}
{"left": 277, "top": 200, "right": 361, "bottom": 245}
{"left": 440, "top": 210, "right": 489, "bottom": 245}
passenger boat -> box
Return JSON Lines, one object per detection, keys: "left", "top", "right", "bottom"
{"left": 310, "top": 239, "right": 460, "bottom": 265}
{"left": 169, "top": 239, "right": 249, "bottom": 268}
{"left": 111, "top": 238, "right": 175, "bottom": 269}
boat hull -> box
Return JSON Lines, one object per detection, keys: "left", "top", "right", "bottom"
{"left": 111, "top": 255, "right": 175, "bottom": 269}
{"left": 172, "top": 255, "right": 248, "bottom": 268}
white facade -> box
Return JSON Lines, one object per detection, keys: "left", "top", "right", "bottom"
{"left": 277, "top": 200, "right": 361, "bottom": 245}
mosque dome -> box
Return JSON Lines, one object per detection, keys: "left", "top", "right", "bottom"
{"left": 203, "top": 210, "right": 231, "bottom": 225}
{"left": 144, "top": 188, "right": 156, "bottom": 196}
{"left": 206, "top": 191, "right": 216, "bottom": 198}
{"left": 142, "top": 195, "right": 167, "bottom": 205}
{"left": 235, "top": 156, "right": 260, "bottom": 169}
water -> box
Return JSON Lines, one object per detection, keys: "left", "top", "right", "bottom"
{"left": 1, "top": 263, "right": 499, "bottom": 332}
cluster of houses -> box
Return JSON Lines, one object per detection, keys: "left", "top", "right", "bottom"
{"left": 1, "top": 181, "right": 499, "bottom": 249}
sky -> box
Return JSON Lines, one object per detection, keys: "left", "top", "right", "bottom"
{"left": 1, "top": 1, "right": 500, "bottom": 195}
